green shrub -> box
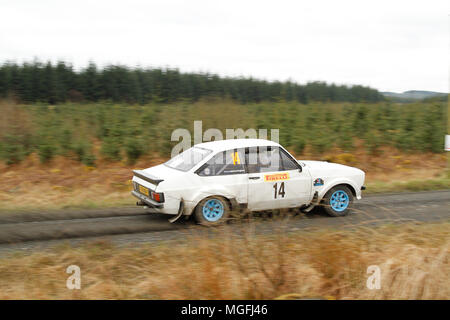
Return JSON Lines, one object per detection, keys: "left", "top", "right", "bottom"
{"left": 73, "top": 140, "right": 87, "bottom": 161}
{"left": 101, "top": 136, "right": 122, "bottom": 161}
{"left": 125, "top": 137, "right": 144, "bottom": 164}
{"left": 81, "top": 151, "right": 96, "bottom": 166}
{"left": 37, "top": 140, "right": 56, "bottom": 163}
{"left": 73, "top": 140, "right": 96, "bottom": 166}
{"left": 0, "top": 135, "right": 26, "bottom": 164}
{"left": 293, "top": 137, "right": 306, "bottom": 154}
{"left": 58, "top": 128, "right": 73, "bottom": 155}
{"left": 310, "top": 136, "right": 329, "bottom": 154}
{"left": 365, "top": 130, "right": 382, "bottom": 155}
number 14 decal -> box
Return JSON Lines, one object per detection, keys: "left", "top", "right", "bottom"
{"left": 273, "top": 182, "right": 285, "bottom": 199}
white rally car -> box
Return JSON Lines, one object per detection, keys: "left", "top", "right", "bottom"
{"left": 131, "top": 139, "right": 365, "bottom": 225}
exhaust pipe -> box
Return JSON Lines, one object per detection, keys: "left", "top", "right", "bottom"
{"left": 136, "top": 201, "right": 146, "bottom": 206}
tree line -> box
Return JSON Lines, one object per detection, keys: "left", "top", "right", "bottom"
{"left": 0, "top": 61, "right": 384, "bottom": 104}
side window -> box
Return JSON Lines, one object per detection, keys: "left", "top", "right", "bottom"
{"left": 246, "top": 147, "right": 260, "bottom": 173}
{"left": 198, "top": 149, "right": 246, "bottom": 176}
{"left": 245, "top": 146, "right": 282, "bottom": 173}
{"left": 280, "top": 149, "right": 300, "bottom": 171}
{"left": 258, "top": 147, "right": 281, "bottom": 172}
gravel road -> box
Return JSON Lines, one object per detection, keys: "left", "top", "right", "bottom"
{"left": 0, "top": 190, "right": 448, "bottom": 253}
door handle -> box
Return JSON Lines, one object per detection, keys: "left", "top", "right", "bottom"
{"left": 249, "top": 176, "right": 260, "bottom": 180}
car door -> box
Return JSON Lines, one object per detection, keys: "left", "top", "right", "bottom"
{"left": 196, "top": 148, "right": 248, "bottom": 204}
{"left": 246, "top": 146, "right": 311, "bottom": 211}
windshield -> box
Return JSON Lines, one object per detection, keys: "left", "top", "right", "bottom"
{"left": 164, "top": 147, "right": 212, "bottom": 171}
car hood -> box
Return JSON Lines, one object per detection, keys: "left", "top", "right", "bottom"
{"left": 299, "top": 160, "right": 364, "bottom": 177}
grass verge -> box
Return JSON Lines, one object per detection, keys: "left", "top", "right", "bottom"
{"left": 366, "top": 176, "right": 450, "bottom": 194}
{"left": 0, "top": 221, "right": 448, "bottom": 299}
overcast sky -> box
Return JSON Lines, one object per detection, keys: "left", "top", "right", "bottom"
{"left": 0, "top": 0, "right": 448, "bottom": 92}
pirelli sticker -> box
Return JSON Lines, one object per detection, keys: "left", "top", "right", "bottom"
{"left": 264, "top": 172, "right": 290, "bottom": 182}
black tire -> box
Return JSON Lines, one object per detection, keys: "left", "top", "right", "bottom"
{"left": 321, "top": 185, "right": 353, "bottom": 217}
{"left": 194, "top": 196, "right": 230, "bottom": 226}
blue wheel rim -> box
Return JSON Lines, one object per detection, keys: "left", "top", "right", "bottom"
{"left": 330, "top": 190, "right": 349, "bottom": 212}
{"left": 202, "top": 199, "right": 224, "bottom": 222}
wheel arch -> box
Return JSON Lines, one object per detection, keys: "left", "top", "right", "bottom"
{"left": 319, "top": 181, "right": 357, "bottom": 202}
{"left": 186, "top": 193, "right": 235, "bottom": 216}
{"left": 337, "top": 183, "right": 357, "bottom": 197}
{"left": 192, "top": 194, "right": 237, "bottom": 224}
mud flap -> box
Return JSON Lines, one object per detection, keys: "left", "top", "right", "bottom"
{"left": 168, "top": 199, "right": 184, "bottom": 223}
{"left": 301, "top": 191, "right": 319, "bottom": 213}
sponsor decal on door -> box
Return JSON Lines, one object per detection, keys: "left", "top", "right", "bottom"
{"left": 264, "top": 172, "right": 290, "bottom": 182}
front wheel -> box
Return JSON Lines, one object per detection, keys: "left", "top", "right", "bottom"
{"left": 321, "top": 186, "right": 353, "bottom": 217}
{"left": 194, "top": 196, "right": 230, "bottom": 226}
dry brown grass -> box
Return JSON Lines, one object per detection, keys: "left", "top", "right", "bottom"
{"left": 290, "top": 142, "right": 447, "bottom": 182}
{"left": 0, "top": 153, "right": 165, "bottom": 211}
{"left": 0, "top": 222, "right": 448, "bottom": 299}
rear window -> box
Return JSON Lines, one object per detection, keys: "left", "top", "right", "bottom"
{"left": 164, "top": 147, "right": 212, "bottom": 171}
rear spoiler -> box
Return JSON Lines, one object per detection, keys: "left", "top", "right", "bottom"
{"left": 133, "top": 170, "right": 164, "bottom": 186}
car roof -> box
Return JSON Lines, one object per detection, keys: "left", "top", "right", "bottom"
{"left": 194, "top": 138, "right": 280, "bottom": 152}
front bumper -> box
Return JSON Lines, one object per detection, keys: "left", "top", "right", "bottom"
{"left": 131, "top": 191, "right": 164, "bottom": 208}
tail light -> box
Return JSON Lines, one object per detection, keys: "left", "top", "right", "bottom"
{"left": 151, "top": 191, "right": 164, "bottom": 203}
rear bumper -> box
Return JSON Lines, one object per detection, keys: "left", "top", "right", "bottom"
{"left": 131, "top": 191, "right": 164, "bottom": 208}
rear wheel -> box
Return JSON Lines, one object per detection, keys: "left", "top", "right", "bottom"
{"left": 321, "top": 186, "right": 353, "bottom": 217}
{"left": 194, "top": 196, "right": 230, "bottom": 226}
